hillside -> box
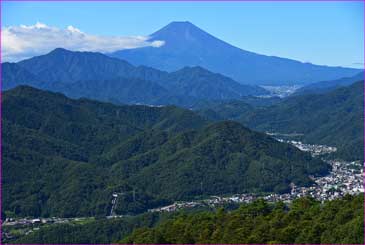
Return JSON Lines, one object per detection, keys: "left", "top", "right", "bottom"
{"left": 197, "top": 81, "right": 364, "bottom": 161}
{"left": 109, "top": 121, "right": 328, "bottom": 202}
{"left": 48, "top": 77, "right": 173, "bottom": 105}
{"left": 111, "top": 21, "right": 360, "bottom": 85}
{"left": 2, "top": 63, "right": 43, "bottom": 90}
{"left": 161, "top": 66, "right": 265, "bottom": 100}
{"left": 295, "top": 71, "right": 364, "bottom": 95}
{"left": 2, "top": 86, "right": 329, "bottom": 218}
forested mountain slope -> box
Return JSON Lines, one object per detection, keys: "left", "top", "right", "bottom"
{"left": 2, "top": 86, "right": 328, "bottom": 218}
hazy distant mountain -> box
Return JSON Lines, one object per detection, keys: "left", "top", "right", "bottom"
{"left": 3, "top": 48, "right": 267, "bottom": 105}
{"left": 111, "top": 21, "right": 360, "bottom": 86}
{"left": 294, "top": 71, "right": 364, "bottom": 95}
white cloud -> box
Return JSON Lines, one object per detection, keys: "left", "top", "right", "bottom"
{"left": 2, "top": 22, "right": 165, "bottom": 62}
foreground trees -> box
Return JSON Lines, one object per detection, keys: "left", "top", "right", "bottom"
{"left": 123, "top": 195, "right": 363, "bottom": 244}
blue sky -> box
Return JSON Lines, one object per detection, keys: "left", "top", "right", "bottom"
{"left": 2, "top": 1, "right": 364, "bottom": 68}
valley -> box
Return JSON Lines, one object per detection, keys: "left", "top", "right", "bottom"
{"left": 1, "top": 10, "right": 363, "bottom": 244}
{"left": 2, "top": 121, "right": 362, "bottom": 243}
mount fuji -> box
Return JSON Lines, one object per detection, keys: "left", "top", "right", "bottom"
{"left": 110, "top": 21, "right": 361, "bottom": 86}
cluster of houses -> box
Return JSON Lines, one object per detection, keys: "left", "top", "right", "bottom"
{"left": 307, "top": 160, "right": 364, "bottom": 200}
{"left": 2, "top": 217, "right": 77, "bottom": 242}
{"left": 2, "top": 216, "right": 86, "bottom": 227}
{"left": 148, "top": 201, "right": 201, "bottom": 212}
{"left": 276, "top": 139, "right": 337, "bottom": 156}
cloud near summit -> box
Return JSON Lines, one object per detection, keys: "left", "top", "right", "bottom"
{"left": 2, "top": 22, "right": 165, "bottom": 62}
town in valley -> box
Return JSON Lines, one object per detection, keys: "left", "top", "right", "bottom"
{"left": 2, "top": 134, "right": 364, "bottom": 242}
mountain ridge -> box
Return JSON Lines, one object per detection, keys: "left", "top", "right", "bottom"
{"left": 3, "top": 48, "right": 267, "bottom": 106}
{"left": 294, "top": 71, "right": 364, "bottom": 95}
